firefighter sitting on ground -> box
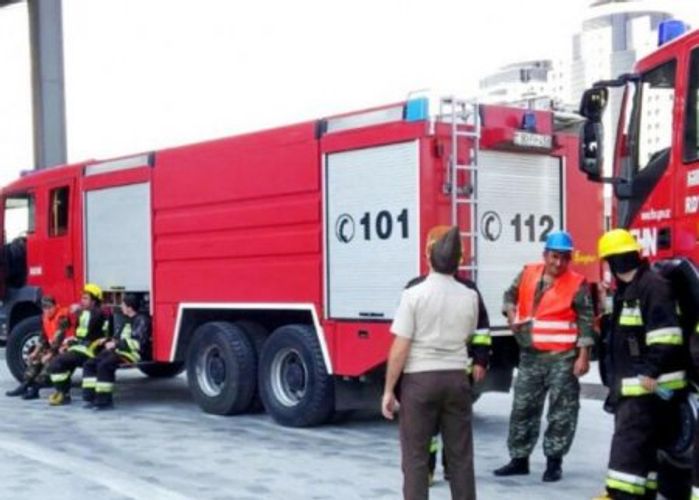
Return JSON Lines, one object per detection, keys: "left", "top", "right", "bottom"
{"left": 82, "top": 293, "right": 151, "bottom": 410}
{"left": 47, "top": 283, "right": 108, "bottom": 406}
{"left": 6, "top": 295, "right": 73, "bottom": 400}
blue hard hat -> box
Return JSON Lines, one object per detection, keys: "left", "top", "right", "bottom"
{"left": 545, "top": 230, "right": 574, "bottom": 252}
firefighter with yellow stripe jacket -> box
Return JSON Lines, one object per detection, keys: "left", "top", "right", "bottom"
{"left": 82, "top": 293, "right": 151, "bottom": 409}
{"left": 596, "top": 229, "right": 686, "bottom": 500}
{"left": 47, "top": 283, "right": 108, "bottom": 406}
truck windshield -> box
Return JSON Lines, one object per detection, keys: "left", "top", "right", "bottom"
{"left": 627, "top": 60, "right": 676, "bottom": 173}
{"left": 4, "top": 194, "right": 36, "bottom": 242}
{"left": 614, "top": 60, "right": 676, "bottom": 227}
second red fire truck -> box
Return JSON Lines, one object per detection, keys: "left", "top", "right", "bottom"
{"left": 576, "top": 21, "right": 699, "bottom": 499}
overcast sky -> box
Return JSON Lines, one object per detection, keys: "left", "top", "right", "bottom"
{"left": 0, "top": 0, "right": 696, "bottom": 185}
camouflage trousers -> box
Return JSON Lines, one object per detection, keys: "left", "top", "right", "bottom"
{"left": 24, "top": 346, "right": 54, "bottom": 386}
{"left": 507, "top": 351, "right": 580, "bottom": 459}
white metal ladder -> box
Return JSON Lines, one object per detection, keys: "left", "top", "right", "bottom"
{"left": 439, "top": 97, "right": 481, "bottom": 280}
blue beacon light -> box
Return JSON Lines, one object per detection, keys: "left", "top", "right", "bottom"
{"left": 658, "top": 19, "right": 688, "bottom": 46}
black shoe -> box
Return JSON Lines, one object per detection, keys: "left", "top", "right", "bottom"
{"left": 542, "top": 457, "right": 562, "bottom": 482}
{"left": 493, "top": 457, "right": 529, "bottom": 476}
{"left": 93, "top": 402, "right": 114, "bottom": 411}
{"left": 21, "top": 385, "right": 40, "bottom": 400}
{"left": 6, "top": 382, "right": 29, "bottom": 397}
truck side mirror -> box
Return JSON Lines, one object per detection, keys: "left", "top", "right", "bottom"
{"left": 579, "top": 120, "right": 604, "bottom": 181}
{"left": 613, "top": 179, "right": 633, "bottom": 199}
{"left": 579, "top": 87, "right": 608, "bottom": 122}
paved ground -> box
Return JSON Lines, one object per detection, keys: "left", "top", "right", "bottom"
{"left": 0, "top": 349, "right": 615, "bottom": 500}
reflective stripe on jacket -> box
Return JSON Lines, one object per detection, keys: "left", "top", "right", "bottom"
{"left": 116, "top": 313, "right": 152, "bottom": 363}
{"left": 75, "top": 310, "right": 91, "bottom": 339}
{"left": 69, "top": 306, "right": 108, "bottom": 358}
{"left": 609, "top": 262, "right": 687, "bottom": 397}
{"left": 116, "top": 323, "right": 140, "bottom": 363}
{"left": 516, "top": 263, "right": 584, "bottom": 352}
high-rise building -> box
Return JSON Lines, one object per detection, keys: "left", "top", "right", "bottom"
{"left": 479, "top": 60, "right": 570, "bottom": 111}
{"left": 479, "top": 0, "right": 688, "bottom": 217}
{"left": 574, "top": 1, "right": 684, "bottom": 215}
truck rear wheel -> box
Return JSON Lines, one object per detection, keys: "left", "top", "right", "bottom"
{"left": 234, "top": 321, "right": 268, "bottom": 412}
{"left": 258, "top": 324, "right": 334, "bottom": 427}
{"left": 186, "top": 322, "right": 256, "bottom": 415}
{"left": 139, "top": 362, "right": 185, "bottom": 378}
{"left": 6, "top": 315, "right": 42, "bottom": 382}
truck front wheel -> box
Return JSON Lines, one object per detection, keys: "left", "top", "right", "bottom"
{"left": 258, "top": 324, "right": 334, "bottom": 427}
{"left": 186, "top": 322, "right": 256, "bottom": 415}
{"left": 6, "top": 316, "right": 42, "bottom": 382}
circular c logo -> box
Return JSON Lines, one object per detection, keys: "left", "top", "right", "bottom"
{"left": 480, "top": 211, "right": 502, "bottom": 242}
{"left": 335, "top": 214, "right": 355, "bottom": 243}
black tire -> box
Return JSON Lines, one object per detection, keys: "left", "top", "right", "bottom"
{"left": 6, "top": 315, "right": 42, "bottom": 382}
{"left": 258, "top": 324, "right": 334, "bottom": 427}
{"left": 139, "top": 362, "right": 185, "bottom": 378}
{"left": 234, "top": 321, "right": 268, "bottom": 412}
{"left": 186, "top": 321, "right": 256, "bottom": 415}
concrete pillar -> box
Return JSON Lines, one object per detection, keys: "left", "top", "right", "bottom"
{"left": 28, "top": 0, "right": 67, "bottom": 168}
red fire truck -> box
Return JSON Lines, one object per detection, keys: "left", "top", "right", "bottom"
{"left": 1, "top": 97, "right": 601, "bottom": 426}
{"left": 577, "top": 22, "right": 699, "bottom": 498}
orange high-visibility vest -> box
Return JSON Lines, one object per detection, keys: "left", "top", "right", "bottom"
{"left": 42, "top": 306, "right": 74, "bottom": 343}
{"left": 515, "top": 263, "right": 584, "bottom": 352}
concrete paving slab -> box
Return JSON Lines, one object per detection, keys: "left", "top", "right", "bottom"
{"left": 0, "top": 349, "right": 614, "bottom": 499}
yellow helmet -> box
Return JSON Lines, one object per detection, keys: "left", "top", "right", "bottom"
{"left": 598, "top": 229, "right": 642, "bottom": 259}
{"left": 83, "top": 283, "right": 103, "bottom": 301}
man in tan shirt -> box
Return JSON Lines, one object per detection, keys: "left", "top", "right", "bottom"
{"left": 382, "top": 226, "right": 484, "bottom": 500}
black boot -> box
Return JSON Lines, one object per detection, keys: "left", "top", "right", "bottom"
{"left": 93, "top": 392, "right": 114, "bottom": 410}
{"left": 83, "top": 388, "right": 95, "bottom": 403}
{"left": 6, "top": 382, "right": 29, "bottom": 397}
{"left": 542, "top": 457, "right": 562, "bottom": 482}
{"left": 493, "top": 457, "right": 529, "bottom": 476}
{"left": 21, "top": 384, "right": 40, "bottom": 400}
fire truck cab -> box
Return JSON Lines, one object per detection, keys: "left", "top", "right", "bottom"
{"left": 577, "top": 22, "right": 699, "bottom": 498}
{"left": 579, "top": 24, "right": 699, "bottom": 262}
{"left": 1, "top": 97, "right": 601, "bottom": 426}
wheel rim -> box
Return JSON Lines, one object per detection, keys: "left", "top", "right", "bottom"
{"left": 270, "top": 347, "right": 308, "bottom": 407}
{"left": 21, "top": 333, "right": 41, "bottom": 365}
{"left": 196, "top": 344, "right": 227, "bottom": 397}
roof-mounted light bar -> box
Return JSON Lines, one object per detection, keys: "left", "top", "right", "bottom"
{"left": 85, "top": 153, "right": 153, "bottom": 176}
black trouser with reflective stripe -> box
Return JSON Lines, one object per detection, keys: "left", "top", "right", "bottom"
{"left": 48, "top": 351, "right": 90, "bottom": 394}
{"left": 82, "top": 350, "right": 122, "bottom": 405}
{"left": 606, "top": 396, "right": 663, "bottom": 499}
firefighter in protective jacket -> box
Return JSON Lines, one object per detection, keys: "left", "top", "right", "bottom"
{"left": 82, "top": 293, "right": 151, "bottom": 409}
{"left": 596, "top": 229, "right": 686, "bottom": 500}
{"left": 47, "top": 283, "right": 108, "bottom": 406}
{"left": 5, "top": 295, "right": 73, "bottom": 399}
